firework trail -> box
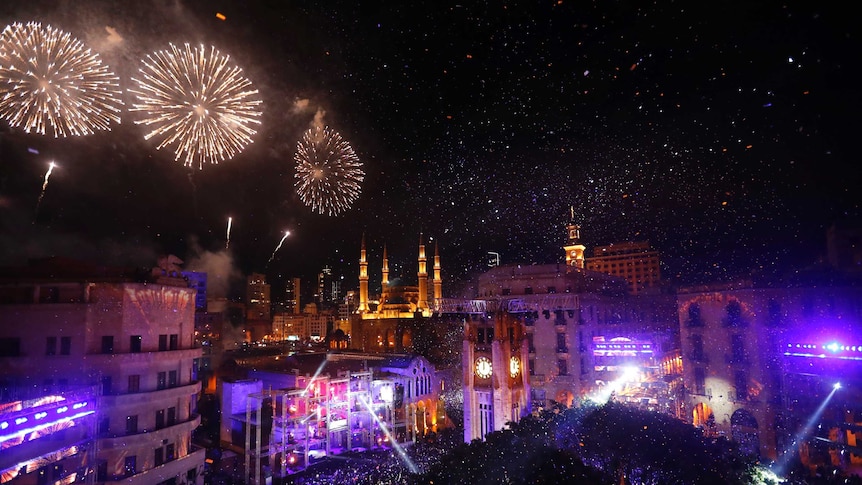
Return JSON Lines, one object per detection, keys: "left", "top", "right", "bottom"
{"left": 0, "top": 22, "right": 122, "bottom": 137}
{"left": 225, "top": 217, "right": 233, "bottom": 249}
{"left": 129, "top": 43, "right": 262, "bottom": 169}
{"left": 294, "top": 126, "right": 364, "bottom": 216}
{"left": 267, "top": 230, "right": 290, "bottom": 265}
{"left": 34, "top": 161, "right": 55, "bottom": 221}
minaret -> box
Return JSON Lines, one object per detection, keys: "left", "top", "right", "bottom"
{"left": 382, "top": 244, "right": 390, "bottom": 289}
{"left": 417, "top": 234, "right": 428, "bottom": 311}
{"left": 433, "top": 241, "right": 442, "bottom": 304}
{"left": 359, "top": 234, "right": 369, "bottom": 312}
{"left": 563, "top": 206, "right": 586, "bottom": 269}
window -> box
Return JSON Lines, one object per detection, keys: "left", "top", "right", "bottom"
{"left": 547, "top": 286, "right": 556, "bottom": 294}
{"left": 155, "top": 447, "right": 164, "bottom": 466}
{"left": 735, "top": 371, "right": 749, "bottom": 400}
{"left": 98, "top": 417, "right": 109, "bottom": 435}
{"left": 156, "top": 409, "right": 165, "bottom": 429}
{"left": 101, "top": 336, "right": 114, "bottom": 354}
{"left": 557, "top": 358, "right": 568, "bottom": 376}
{"left": 687, "top": 303, "right": 703, "bottom": 327}
{"left": 128, "top": 375, "right": 140, "bottom": 393}
{"left": 556, "top": 333, "right": 567, "bottom": 353}
{"left": 528, "top": 358, "right": 535, "bottom": 376}
{"left": 46, "top": 336, "right": 57, "bottom": 355}
{"left": 524, "top": 287, "right": 533, "bottom": 295}
{"left": 157, "top": 372, "right": 167, "bottom": 390}
{"left": 477, "top": 328, "right": 485, "bottom": 344}
{"left": 159, "top": 334, "right": 168, "bottom": 351}
{"left": 691, "top": 335, "right": 704, "bottom": 361}
{"left": 526, "top": 333, "right": 535, "bottom": 353}
{"left": 125, "top": 415, "right": 138, "bottom": 435}
{"left": 169, "top": 370, "right": 178, "bottom": 387}
{"left": 167, "top": 407, "right": 177, "bottom": 426}
{"left": 166, "top": 443, "right": 175, "bottom": 461}
{"left": 169, "top": 334, "right": 178, "bottom": 350}
{"left": 694, "top": 367, "right": 706, "bottom": 395}
{"left": 0, "top": 337, "right": 21, "bottom": 357}
{"left": 130, "top": 335, "right": 142, "bottom": 353}
{"left": 123, "top": 456, "right": 136, "bottom": 477}
{"left": 724, "top": 300, "right": 745, "bottom": 327}
{"left": 60, "top": 336, "right": 71, "bottom": 355}
{"left": 731, "top": 334, "right": 745, "bottom": 363}
{"left": 501, "top": 288, "right": 511, "bottom": 296}
{"left": 101, "top": 376, "right": 112, "bottom": 395}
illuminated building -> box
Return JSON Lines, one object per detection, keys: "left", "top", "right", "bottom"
{"left": 0, "top": 386, "right": 98, "bottom": 484}
{"left": 585, "top": 240, "right": 662, "bottom": 295}
{"left": 455, "top": 219, "right": 679, "bottom": 414}
{"left": 246, "top": 273, "right": 271, "bottom": 322}
{"left": 678, "top": 279, "right": 862, "bottom": 473}
{"left": 218, "top": 352, "right": 445, "bottom": 483}
{"left": 0, "top": 257, "right": 205, "bottom": 484}
{"left": 462, "top": 311, "right": 530, "bottom": 442}
{"left": 284, "top": 277, "right": 301, "bottom": 315}
{"left": 350, "top": 235, "right": 444, "bottom": 353}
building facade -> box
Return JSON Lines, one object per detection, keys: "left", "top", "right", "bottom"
{"left": 585, "top": 240, "right": 662, "bottom": 295}
{"left": 462, "top": 311, "right": 530, "bottom": 442}
{"left": 0, "top": 258, "right": 205, "bottom": 484}
{"left": 678, "top": 280, "right": 862, "bottom": 472}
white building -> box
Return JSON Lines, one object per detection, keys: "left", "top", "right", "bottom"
{"left": 0, "top": 258, "right": 205, "bottom": 484}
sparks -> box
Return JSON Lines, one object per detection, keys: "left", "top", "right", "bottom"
{"left": 267, "top": 230, "right": 290, "bottom": 265}
{"left": 129, "top": 43, "right": 262, "bottom": 170}
{"left": 225, "top": 216, "right": 233, "bottom": 249}
{"left": 34, "top": 161, "right": 56, "bottom": 220}
{"left": 0, "top": 22, "right": 123, "bottom": 137}
{"left": 294, "top": 126, "right": 364, "bottom": 216}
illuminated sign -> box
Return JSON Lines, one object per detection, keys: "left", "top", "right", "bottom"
{"left": 592, "top": 342, "right": 653, "bottom": 357}
{"left": 784, "top": 342, "right": 862, "bottom": 361}
{"left": 0, "top": 399, "right": 92, "bottom": 445}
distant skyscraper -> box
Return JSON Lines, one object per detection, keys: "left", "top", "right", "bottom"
{"left": 317, "top": 266, "right": 333, "bottom": 304}
{"left": 284, "top": 277, "right": 300, "bottom": 315}
{"left": 246, "top": 273, "right": 271, "bottom": 321}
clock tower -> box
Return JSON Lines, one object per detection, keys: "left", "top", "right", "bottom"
{"left": 463, "top": 311, "right": 530, "bottom": 442}
{"left": 563, "top": 208, "right": 586, "bottom": 269}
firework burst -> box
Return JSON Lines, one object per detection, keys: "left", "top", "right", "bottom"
{"left": 294, "top": 126, "right": 364, "bottom": 216}
{"left": 130, "top": 43, "right": 262, "bottom": 169}
{"left": 0, "top": 22, "right": 122, "bottom": 137}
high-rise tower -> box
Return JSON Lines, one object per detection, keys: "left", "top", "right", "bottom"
{"left": 358, "top": 234, "right": 369, "bottom": 311}
{"left": 417, "top": 234, "right": 428, "bottom": 311}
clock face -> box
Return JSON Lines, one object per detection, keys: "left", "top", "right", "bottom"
{"left": 475, "top": 356, "right": 492, "bottom": 379}
{"left": 509, "top": 356, "right": 521, "bottom": 378}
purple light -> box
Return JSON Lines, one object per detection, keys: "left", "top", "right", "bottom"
{"left": 826, "top": 342, "right": 840, "bottom": 352}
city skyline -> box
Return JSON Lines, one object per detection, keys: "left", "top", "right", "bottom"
{"left": 1, "top": 1, "right": 860, "bottom": 292}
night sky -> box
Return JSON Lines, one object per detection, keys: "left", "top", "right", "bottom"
{"left": 0, "top": 1, "right": 859, "bottom": 298}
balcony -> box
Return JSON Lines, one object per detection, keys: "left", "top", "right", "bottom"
{"left": 119, "top": 445, "right": 205, "bottom": 484}
{"left": 84, "top": 347, "right": 202, "bottom": 366}
{"left": 98, "top": 414, "right": 201, "bottom": 449}
{"left": 101, "top": 381, "right": 201, "bottom": 407}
